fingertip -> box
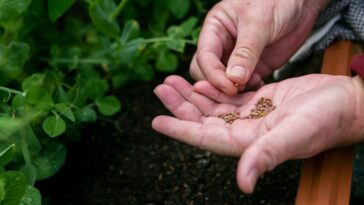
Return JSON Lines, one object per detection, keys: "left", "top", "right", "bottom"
{"left": 237, "top": 168, "right": 258, "bottom": 194}
{"left": 193, "top": 80, "right": 208, "bottom": 91}
{"left": 218, "top": 85, "right": 236, "bottom": 96}
{"left": 151, "top": 115, "right": 170, "bottom": 132}
{"left": 163, "top": 75, "right": 182, "bottom": 84}
{"left": 194, "top": 79, "right": 237, "bottom": 96}
{"left": 153, "top": 84, "right": 164, "bottom": 96}
{"left": 236, "top": 146, "right": 262, "bottom": 194}
{"left": 151, "top": 115, "right": 162, "bottom": 131}
{"left": 226, "top": 66, "right": 250, "bottom": 85}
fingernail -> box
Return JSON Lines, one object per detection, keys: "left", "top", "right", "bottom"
{"left": 228, "top": 66, "right": 246, "bottom": 80}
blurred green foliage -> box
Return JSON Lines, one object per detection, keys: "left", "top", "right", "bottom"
{"left": 0, "top": 0, "right": 218, "bottom": 203}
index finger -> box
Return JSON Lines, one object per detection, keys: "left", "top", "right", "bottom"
{"left": 195, "top": 20, "right": 237, "bottom": 95}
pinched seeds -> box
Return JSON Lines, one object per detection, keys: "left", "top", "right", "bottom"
{"left": 217, "top": 97, "right": 276, "bottom": 124}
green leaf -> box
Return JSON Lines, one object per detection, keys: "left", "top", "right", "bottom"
{"left": 75, "top": 107, "right": 97, "bottom": 122}
{"left": 133, "top": 63, "right": 154, "bottom": 81}
{"left": 25, "top": 85, "right": 53, "bottom": 109}
{"left": 22, "top": 74, "right": 45, "bottom": 91}
{"left": 155, "top": 52, "right": 178, "bottom": 72}
{"left": 0, "top": 42, "right": 30, "bottom": 85}
{"left": 0, "top": 143, "right": 15, "bottom": 167}
{"left": 81, "top": 78, "right": 108, "bottom": 101}
{"left": 120, "top": 20, "right": 140, "bottom": 44}
{"left": 192, "top": 27, "right": 201, "bottom": 43}
{"left": 96, "top": 95, "right": 121, "bottom": 116}
{"left": 42, "top": 116, "right": 66, "bottom": 138}
{"left": 55, "top": 103, "right": 75, "bottom": 122}
{"left": 23, "top": 125, "right": 41, "bottom": 158}
{"left": 20, "top": 164, "right": 37, "bottom": 186}
{"left": 0, "top": 171, "right": 27, "bottom": 205}
{"left": 166, "top": 39, "right": 185, "bottom": 52}
{"left": 19, "top": 185, "right": 41, "bottom": 205}
{"left": 33, "top": 142, "right": 67, "bottom": 181}
{"left": 116, "top": 38, "right": 145, "bottom": 64}
{"left": 0, "top": 0, "right": 32, "bottom": 22}
{"left": 111, "top": 74, "right": 129, "bottom": 88}
{"left": 167, "top": 17, "right": 197, "bottom": 38}
{"left": 165, "top": 0, "right": 190, "bottom": 19}
{"left": 47, "top": 0, "right": 75, "bottom": 22}
{"left": 0, "top": 178, "right": 5, "bottom": 201}
{"left": 0, "top": 118, "right": 22, "bottom": 138}
{"left": 89, "top": 0, "right": 120, "bottom": 38}
{"left": 12, "top": 94, "right": 25, "bottom": 110}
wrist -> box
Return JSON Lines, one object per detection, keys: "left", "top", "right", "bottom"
{"left": 349, "top": 75, "right": 364, "bottom": 143}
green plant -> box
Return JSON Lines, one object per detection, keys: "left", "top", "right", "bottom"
{"left": 0, "top": 0, "right": 208, "bottom": 203}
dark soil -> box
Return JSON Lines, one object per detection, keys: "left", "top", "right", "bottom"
{"left": 36, "top": 69, "right": 303, "bottom": 205}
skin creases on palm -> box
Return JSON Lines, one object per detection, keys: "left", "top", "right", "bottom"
{"left": 152, "top": 74, "right": 359, "bottom": 158}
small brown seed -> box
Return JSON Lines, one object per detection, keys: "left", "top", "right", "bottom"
{"left": 217, "top": 97, "right": 275, "bottom": 123}
{"left": 217, "top": 111, "right": 241, "bottom": 124}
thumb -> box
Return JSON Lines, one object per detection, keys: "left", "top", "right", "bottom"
{"left": 236, "top": 118, "right": 314, "bottom": 193}
{"left": 226, "top": 22, "right": 269, "bottom": 85}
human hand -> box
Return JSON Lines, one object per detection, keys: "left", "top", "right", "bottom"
{"left": 152, "top": 75, "right": 364, "bottom": 193}
{"left": 190, "top": 0, "right": 330, "bottom": 94}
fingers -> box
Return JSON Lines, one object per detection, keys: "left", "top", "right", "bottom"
{"left": 152, "top": 115, "right": 243, "bottom": 156}
{"left": 192, "top": 7, "right": 239, "bottom": 95}
{"left": 163, "top": 75, "right": 224, "bottom": 116}
{"left": 225, "top": 18, "right": 269, "bottom": 86}
{"left": 189, "top": 54, "right": 205, "bottom": 81}
{"left": 194, "top": 80, "right": 255, "bottom": 106}
{"left": 196, "top": 50, "right": 237, "bottom": 95}
{"left": 154, "top": 82, "right": 204, "bottom": 122}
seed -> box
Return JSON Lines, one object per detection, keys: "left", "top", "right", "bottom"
{"left": 217, "top": 97, "right": 275, "bottom": 123}
{"left": 247, "top": 97, "right": 275, "bottom": 119}
{"left": 217, "top": 111, "right": 241, "bottom": 124}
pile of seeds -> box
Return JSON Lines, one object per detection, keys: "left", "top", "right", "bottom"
{"left": 217, "top": 111, "right": 241, "bottom": 124}
{"left": 248, "top": 97, "right": 276, "bottom": 119}
{"left": 217, "top": 97, "right": 276, "bottom": 124}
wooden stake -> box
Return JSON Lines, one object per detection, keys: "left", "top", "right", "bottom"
{"left": 295, "top": 40, "right": 360, "bottom": 205}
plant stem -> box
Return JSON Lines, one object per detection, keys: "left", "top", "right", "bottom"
{"left": 0, "top": 87, "right": 25, "bottom": 96}
{"left": 21, "top": 140, "right": 31, "bottom": 165}
{"left": 20, "top": 127, "right": 32, "bottom": 165}
{"left": 111, "top": 0, "right": 128, "bottom": 21}
{"left": 50, "top": 58, "right": 108, "bottom": 64}
{"left": 144, "top": 37, "right": 196, "bottom": 45}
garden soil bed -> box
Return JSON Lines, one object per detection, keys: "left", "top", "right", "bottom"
{"left": 37, "top": 70, "right": 302, "bottom": 205}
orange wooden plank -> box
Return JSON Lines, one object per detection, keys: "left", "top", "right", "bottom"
{"left": 295, "top": 40, "right": 356, "bottom": 205}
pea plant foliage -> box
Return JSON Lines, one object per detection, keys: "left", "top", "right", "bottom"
{"left": 0, "top": 0, "right": 202, "bottom": 203}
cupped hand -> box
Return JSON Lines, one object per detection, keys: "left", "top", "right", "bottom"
{"left": 152, "top": 75, "right": 364, "bottom": 193}
{"left": 190, "top": 0, "right": 330, "bottom": 94}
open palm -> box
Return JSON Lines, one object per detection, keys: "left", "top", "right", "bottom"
{"left": 152, "top": 75, "right": 364, "bottom": 193}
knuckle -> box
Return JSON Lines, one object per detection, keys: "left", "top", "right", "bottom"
{"left": 233, "top": 46, "right": 256, "bottom": 62}
{"left": 189, "top": 67, "right": 199, "bottom": 80}
{"left": 256, "top": 140, "right": 281, "bottom": 171}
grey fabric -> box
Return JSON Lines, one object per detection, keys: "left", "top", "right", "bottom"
{"left": 301, "top": 0, "right": 364, "bottom": 60}
{"left": 313, "top": 0, "right": 364, "bottom": 49}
